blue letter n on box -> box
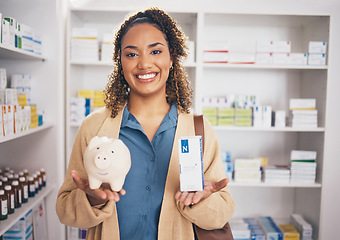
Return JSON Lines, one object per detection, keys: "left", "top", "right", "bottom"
{"left": 181, "top": 139, "right": 189, "bottom": 153}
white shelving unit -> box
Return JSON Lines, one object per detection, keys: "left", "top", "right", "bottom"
{"left": 0, "top": 0, "right": 65, "bottom": 239}
{"left": 0, "top": 122, "right": 53, "bottom": 144}
{"left": 0, "top": 184, "right": 55, "bottom": 236}
{"left": 65, "top": 1, "right": 340, "bottom": 239}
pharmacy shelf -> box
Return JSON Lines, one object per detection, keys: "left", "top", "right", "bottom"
{"left": 0, "top": 183, "right": 55, "bottom": 236}
{"left": 0, "top": 122, "right": 53, "bottom": 144}
{"left": 229, "top": 181, "right": 322, "bottom": 188}
{"left": 213, "top": 126, "right": 325, "bottom": 132}
{"left": 70, "top": 60, "right": 113, "bottom": 66}
{"left": 203, "top": 63, "right": 328, "bottom": 70}
{"left": 70, "top": 122, "right": 81, "bottom": 128}
{"left": 70, "top": 60, "right": 197, "bottom": 68}
{"left": 0, "top": 44, "right": 46, "bottom": 61}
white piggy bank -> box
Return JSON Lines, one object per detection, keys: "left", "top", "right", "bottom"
{"left": 84, "top": 136, "right": 131, "bottom": 191}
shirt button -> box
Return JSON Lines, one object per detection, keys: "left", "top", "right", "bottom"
{"left": 142, "top": 215, "right": 147, "bottom": 221}
{"left": 145, "top": 185, "right": 151, "bottom": 191}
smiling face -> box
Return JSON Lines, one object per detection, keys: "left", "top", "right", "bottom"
{"left": 120, "top": 23, "right": 173, "bottom": 99}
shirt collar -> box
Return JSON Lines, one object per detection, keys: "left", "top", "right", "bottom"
{"left": 120, "top": 104, "right": 178, "bottom": 130}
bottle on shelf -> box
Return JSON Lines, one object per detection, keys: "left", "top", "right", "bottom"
{"left": 19, "top": 177, "right": 28, "bottom": 203}
{"left": 0, "top": 189, "right": 8, "bottom": 220}
{"left": 35, "top": 170, "right": 42, "bottom": 190}
{"left": 27, "top": 176, "right": 35, "bottom": 198}
{"left": 4, "top": 185, "right": 15, "bottom": 214}
{"left": 23, "top": 169, "right": 29, "bottom": 179}
{"left": 40, "top": 168, "right": 46, "bottom": 187}
{"left": 32, "top": 174, "right": 39, "bottom": 193}
{"left": 12, "top": 180, "right": 22, "bottom": 208}
{"left": 2, "top": 177, "right": 9, "bottom": 186}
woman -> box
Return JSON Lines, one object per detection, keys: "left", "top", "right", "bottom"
{"left": 56, "top": 7, "right": 234, "bottom": 240}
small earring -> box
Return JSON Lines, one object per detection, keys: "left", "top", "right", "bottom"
{"left": 121, "top": 69, "right": 124, "bottom": 75}
{"left": 170, "top": 65, "right": 173, "bottom": 71}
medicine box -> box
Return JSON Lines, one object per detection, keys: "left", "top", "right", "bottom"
{"left": 178, "top": 136, "right": 204, "bottom": 191}
{"left": 290, "top": 53, "right": 308, "bottom": 65}
{"left": 289, "top": 99, "right": 316, "bottom": 110}
{"left": 272, "top": 41, "right": 291, "bottom": 53}
{"left": 308, "top": 41, "right": 327, "bottom": 54}
{"left": 3, "top": 209, "right": 33, "bottom": 240}
{"left": 255, "top": 53, "right": 273, "bottom": 64}
{"left": 279, "top": 224, "right": 300, "bottom": 240}
{"left": 308, "top": 53, "right": 326, "bottom": 66}
{"left": 256, "top": 41, "right": 273, "bottom": 53}
{"left": 273, "top": 53, "right": 290, "bottom": 65}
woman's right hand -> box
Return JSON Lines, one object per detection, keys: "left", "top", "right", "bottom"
{"left": 71, "top": 170, "right": 126, "bottom": 206}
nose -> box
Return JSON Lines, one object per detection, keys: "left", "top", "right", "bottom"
{"left": 137, "top": 54, "right": 152, "bottom": 70}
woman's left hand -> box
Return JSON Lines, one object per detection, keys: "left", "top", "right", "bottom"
{"left": 175, "top": 178, "right": 229, "bottom": 207}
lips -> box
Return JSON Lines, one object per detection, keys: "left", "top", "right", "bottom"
{"left": 136, "top": 72, "right": 158, "bottom": 82}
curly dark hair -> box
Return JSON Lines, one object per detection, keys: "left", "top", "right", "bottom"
{"left": 104, "top": 7, "right": 193, "bottom": 118}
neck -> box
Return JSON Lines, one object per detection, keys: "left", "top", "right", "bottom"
{"left": 127, "top": 94, "right": 171, "bottom": 117}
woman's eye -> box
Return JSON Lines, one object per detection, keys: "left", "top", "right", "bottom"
{"left": 126, "top": 52, "right": 137, "bottom": 57}
{"left": 151, "top": 50, "right": 161, "bottom": 55}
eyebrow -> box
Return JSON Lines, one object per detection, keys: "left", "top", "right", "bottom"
{"left": 123, "top": 42, "right": 165, "bottom": 50}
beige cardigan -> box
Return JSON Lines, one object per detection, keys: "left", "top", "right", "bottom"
{"left": 56, "top": 107, "right": 235, "bottom": 240}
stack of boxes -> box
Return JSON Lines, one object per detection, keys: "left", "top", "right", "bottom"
{"left": 11, "top": 74, "right": 32, "bottom": 105}
{"left": 308, "top": 41, "right": 327, "bottom": 66}
{"left": 255, "top": 40, "right": 292, "bottom": 65}
{"left": 221, "top": 151, "right": 233, "bottom": 180}
{"left": 0, "top": 13, "right": 43, "bottom": 55}
{"left": 203, "top": 40, "right": 229, "bottom": 63}
{"left": 217, "top": 97, "right": 235, "bottom": 126}
{"left": 101, "top": 33, "right": 114, "bottom": 63}
{"left": 70, "top": 89, "right": 105, "bottom": 125}
{"left": 3, "top": 209, "right": 33, "bottom": 240}
{"left": 290, "top": 150, "right": 317, "bottom": 184}
{"left": 202, "top": 97, "right": 218, "bottom": 125}
{"left": 278, "top": 224, "right": 300, "bottom": 240}
{"left": 185, "top": 41, "right": 195, "bottom": 65}
{"left": 202, "top": 95, "right": 284, "bottom": 128}
{"left": 264, "top": 165, "right": 290, "bottom": 184}
{"left": 257, "top": 216, "right": 283, "bottom": 240}
{"left": 290, "top": 98, "right": 318, "bottom": 128}
{"left": 291, "top": 214, "right": 313, "bottom": 240}
{"left": 230, "top": 215, "right": 311, "bottom": 240}
{"left": 202, "top": 40, "right": 327, "bottom": 66}
{"left": 243, "top": 218, "right": 265, "bottom": 240}
{"left": 230, "top": 219, "right": 251, "bottom": 240}
{"left": 234, "top": 158, "right": 262, "bottom": 183}
{"left": 1, "top": 69, "right": 43, "bottom": 137}
{"left": 71, "top": 28, "right": 99, "bottom": 62}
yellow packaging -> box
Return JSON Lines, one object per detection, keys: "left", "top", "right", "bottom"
{"left": 218, "top": 117, "right": 234, "bottom": 126}
{"left": 205, "top": 116, "right": 218, "bottom": 126}
{"left": 202, "top": 107, "right": 217, "bottom": 117}
{"left": 93, "top": 90, "right": 105, "bottom": 107}
{"left": 218, "top": 108, "right": 234, "bottom": 118}
{"left": 235, "top": 108, "right": 252, "bottom": 117}
{"left": 279, "top": 224, "right": 300, "bottom": 240}
{"left": 17, "top": 94, "right": 28, "bottom": 106}
{"left": 78, "top": 89, "right": 94, "bottom": 99}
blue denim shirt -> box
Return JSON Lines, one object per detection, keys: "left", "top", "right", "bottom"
{"left": 116, "top": 104, "right": 178, "bottom": 240}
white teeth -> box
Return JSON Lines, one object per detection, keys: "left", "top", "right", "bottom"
{"left": 137, "top": 73, "right": 156, "bottom": 79}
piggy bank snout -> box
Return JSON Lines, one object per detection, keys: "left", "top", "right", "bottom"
{"left": 94, "top": 152, "right": 112, "bottom": 170}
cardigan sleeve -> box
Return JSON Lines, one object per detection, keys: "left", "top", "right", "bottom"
{"left": 176, "top": 117, "right": 235, "bottom": 230}
{"left": 56, "top": 109, "right": 117, "bottom": 229}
